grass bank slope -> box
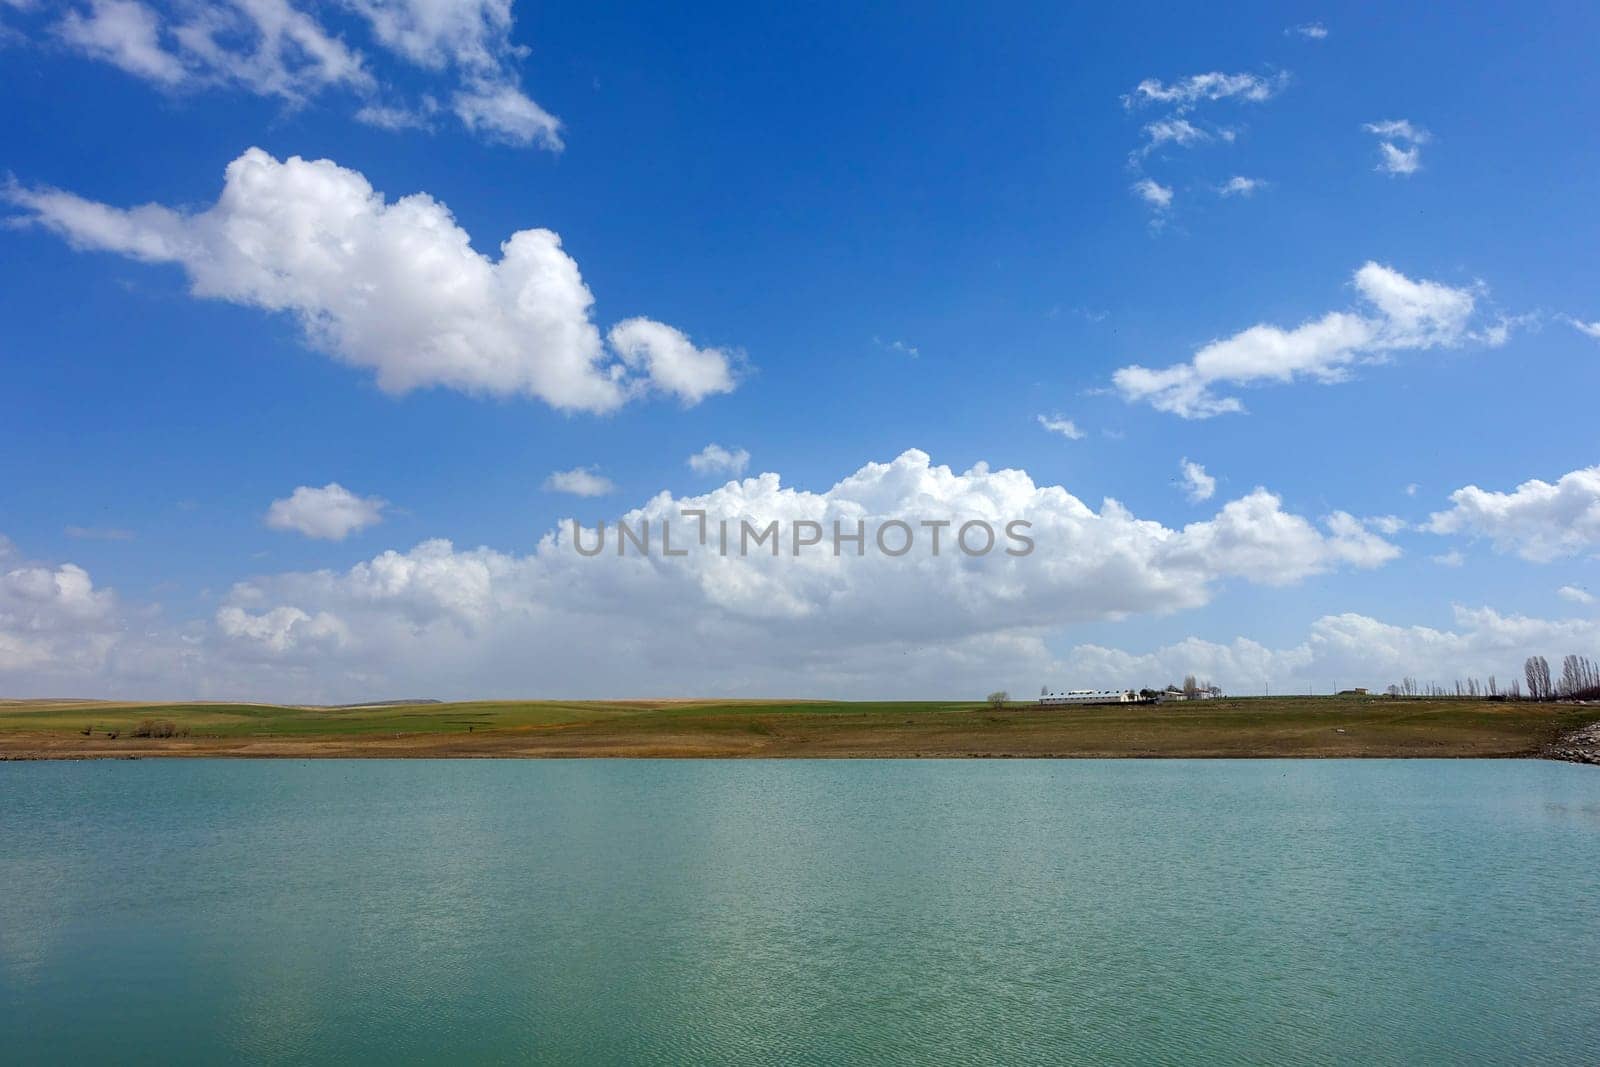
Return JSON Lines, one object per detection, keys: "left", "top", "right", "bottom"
{"left": 0, "top": 696, "right": 1595, "bottom": 760}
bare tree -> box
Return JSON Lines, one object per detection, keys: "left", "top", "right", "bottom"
{"left": 1183, "top": 674, "right": 1199, "bottom": 698}
{"left": 1525, "top": 655, "right": 1553, "bottom": 701}
{"left": 988, "top": 691, "right": 1009, "bottom": 709}
{"left": 1558, "top": 654, "right": 1600, "bottom": 698}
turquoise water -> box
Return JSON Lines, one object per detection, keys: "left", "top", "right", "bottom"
{"left": 3, "top": 759, "right": 1599, "bottom": 1064}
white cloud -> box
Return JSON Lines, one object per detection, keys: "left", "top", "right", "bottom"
{"left": 353, "top": 99, "right": 437, "bottom": 131}
{"left": 1367, "top": 515, "right": 1409, "bottom": 535}
{"left": 0, "top": 538, "right": 120, "bottom": 674}
{"left": 1036, "top": 414, "right": 1085, "bottom": 440}
{"left": 217, "top": 604, "right": 347, "bottom": 654}
{"left": 1059, "top": 605, "right": 1600, "bottom": 697}
{"left": 56, "top": 0, "right": 189, "bottom": 86}
{"left": 1376, "top": 142, "right": 1421, "bottom": 176}
{"left": 266, "top": 483, "right": 386, "bottom": 541}
{"left": 1557, "top": 585, "right": 1595, "bottom": 605}
{"left": 1562, "top": 316, "right": 1600, "bottom": 340}
{"left": 219, "top": 452, "right": 1398, "bottom": 653}
{"left": 1112, "top": 262, "right": 1489, "bottom": 417}
{"left": 1288, "top": 22, "right": 1328, "bottom": 39}
{"left": 44, "top": 0, "right": 559, "bottom": 147}
{"left": 1365, "top": 119, "right": 1429, "bottom": 142}
{"left": 608, "top": 318, "right": 738, "bottom": 406}
{"left": 543, "top": 467, "right": 616, "bottom": 497}
{"left": 1217, "top": 176, "right": 1265, "bottom": 197}
{"left": 1365, "top": 119, "right": 1430, "bottom": 176}
{"left": 55, "top": 0, "right": 372, "bottom": 102}
{"left": 687, "top": 444, "right": 750, "bottom": 477}
{"left": 1405, "top": 483, "right": 1420, "bottom": 497}
{"left": 875, "top": 337, "right": 919, "bottom": 358}
{"left": 8, "top": 148, "right": 738, "bottom": 412}
{"left": 1431, "top": 550, "right": 1465, "bottom": 567}
{"left": 1131, "top": 178, "right": 1173, "bottom": 211}
{"left": 1426, "top": 465, "right": 1600, "bottom": 562}
{"left": 0, "top": 452, "right": 1407, "bottom": 700}
{"left": 1123, "top": 71, "right": 1288, "bottom": 108}
{"left": 1135, "top": 117, "right": 1210, "bottom": 157}
{"left": 1121, "top": 72, "right": 1284, "bottom": 225}
{"left": 1179, "top": 458, "right": 1215, "bottom": 502}
{"left": 452, "top": 77, "right": 562, "bottom": 148}
{"left": 348, "top": 0, "right": 563, "bottom": 148}
{"left": 348, "top": 0, "right": 517, "bottom": 71}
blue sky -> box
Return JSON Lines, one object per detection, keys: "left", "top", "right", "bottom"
{"left": 2, "top": 1, "right": 1598, "bottom": 700}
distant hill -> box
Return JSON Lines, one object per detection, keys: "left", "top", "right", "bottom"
{"left": 325, "top": 699, "right": 443, "bottom": 708}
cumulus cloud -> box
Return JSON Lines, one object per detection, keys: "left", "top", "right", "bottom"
{"left": 544, "top": 467, "right": 616, "bottom": 497}
{"left": 1179, "top": 458, "right": 1215, "bottom": 502}
{"left": 1426, "top": 465, "right": 1600, "bottom": 562}
{"left": 1058, "top": 605, "right": 1600, "bottom": 697}
{"left": 42, "top": 0, "right": 558, "bottom": 147}
{"left": 608, "top": 318, "right": 738, "bottom": 406}
{"left": 266, "top": 483, "right": 386, "bottom": 540}
{"left": 0, "top": 452, "right": 1407, "bottom": 700}
{"left": 1365, "top": 119, "right": 1430, "bottom": 176}
{"left": 1288, "top": 22, "right": 1328, "bottom": 39}
{"left": 0, "top": 537, "right": 120, "bottom": 674}
{"left": 1112, "top": 262, "right": 1491, "bottom": 417}
{"left": 687, "top": 444, "right": 750, "bottom": 477}
{"left": 7, "top": 148, "right": 737, "bottom": 412}
{"left": 1036, "top": 414, "right": 1085, "bottom": 440}
{"left": 1557, "top": 585, "right": 1595, "bottom": 605}
{"left": 196, "top": 452, "right": 1397, "bottom": 692}
{"left": 217, "top": 603, "right": 347, "bottom": 654}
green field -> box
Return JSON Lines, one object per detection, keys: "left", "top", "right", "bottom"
{"left": 0, "top": 699, "right": 657, "bottom": 737}
{"left": 1, "top": 695, "right": 1596, "bottom": 760}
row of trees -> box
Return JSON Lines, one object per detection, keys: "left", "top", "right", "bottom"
{"left": 1387, "top": 676, "right": 1521, "bottom": 699}
{"left": 1386, "top": 654, "right": 1600, "bottom": 702}
{"left": 1527, "top": 654, "right": 1600, "bottom": 701}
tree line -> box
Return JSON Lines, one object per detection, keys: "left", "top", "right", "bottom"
{"left": 1386, "top": 654, "right": 1600, "bottom": 702}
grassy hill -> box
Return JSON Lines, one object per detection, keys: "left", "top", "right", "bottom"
{"left": 0, "top": 695, "right": 1595, "bottom": 760}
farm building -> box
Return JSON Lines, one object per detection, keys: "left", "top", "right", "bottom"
{"left": 1039, "top": 689, "right": 1141, "bottom": 706}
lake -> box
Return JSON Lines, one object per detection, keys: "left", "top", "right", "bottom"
{"left": 3, "top": 759, "right": 1598, "bottom": 1064}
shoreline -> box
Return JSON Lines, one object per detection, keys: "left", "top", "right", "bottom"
{"left": 1543, "top": 721, "right": 1600, "bottom": 766}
